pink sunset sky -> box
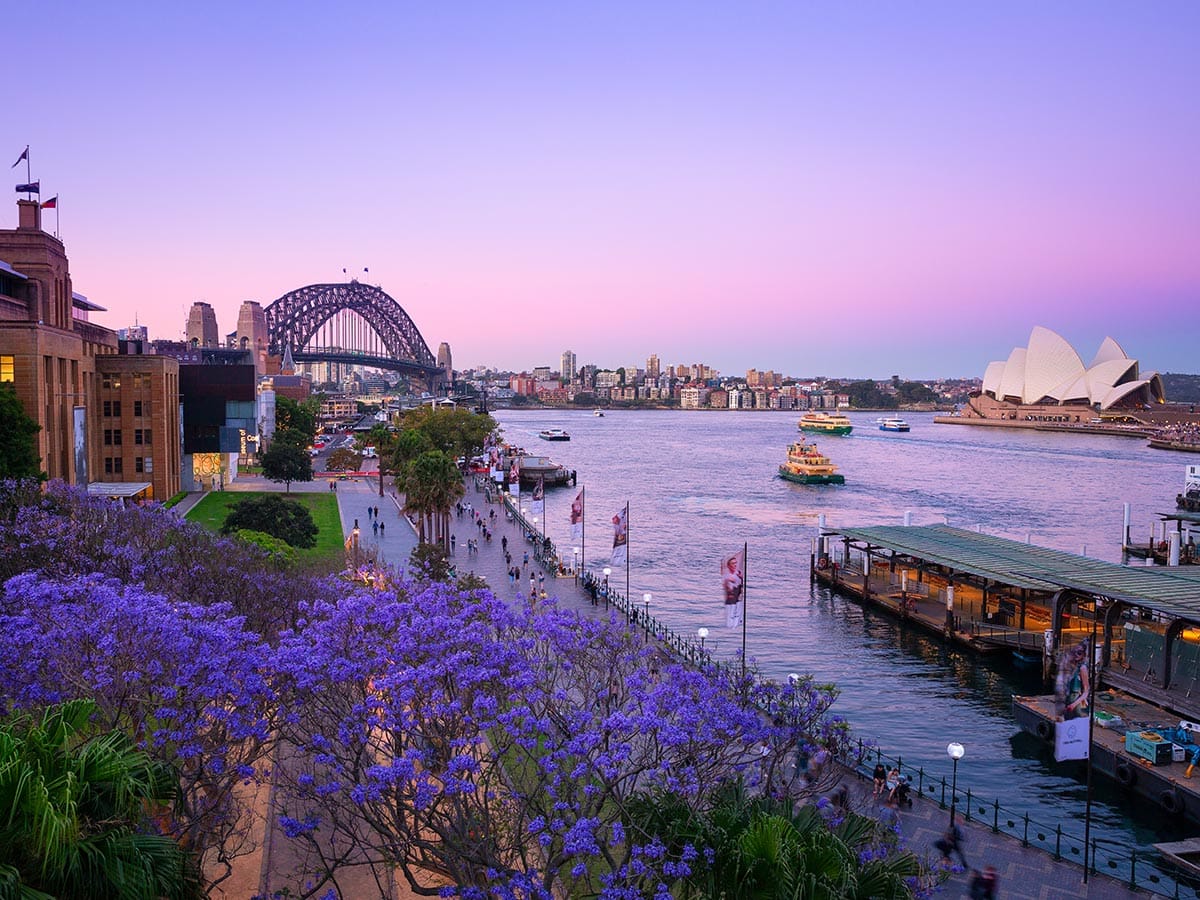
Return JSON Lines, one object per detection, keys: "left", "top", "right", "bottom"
{"left": 4, "top": 3, "right": 1198, "bottom": 378}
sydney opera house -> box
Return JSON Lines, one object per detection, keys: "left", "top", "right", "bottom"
{"left": 962, "top": 326, "right": 1166, "bottom": 423}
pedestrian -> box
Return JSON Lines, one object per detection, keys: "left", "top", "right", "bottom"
{"left": 529, "top": 574, "right": 536, "bottom": 595}
{"left": 354, "top": 518, "right": 359, "bottom": 529}
{"left": 968, "top": 866, "right": 998, "bottom": 899}
{"left": 450, "top": 534, "right": 457, "bottom": 555}
{"left": 523, "top": 551, "right": 529, "bottom": 566}
{"left": 367, "top": 506, "right": 373, "bottom": 520}
{"left": 372, "top": 520, "right": 379, "bottom": 535}
{"left": 374, "top": 505, "right": 379, "bottom": 519}
{"left": 379, "top": 521, "right": 384, "bottom": 536}
{"left": 934, "top": 816, "right": 967, "bottom": 868}
{"left": 538, "top": 571, "right": 545, "bottom": 588}
{"left": 872, "top": 762, "right": 887, "bottom": 798}
{"left": 501, "top": 535, "right": 508, "bottom": 552}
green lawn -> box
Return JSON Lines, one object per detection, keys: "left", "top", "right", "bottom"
{"left": 186, "top": 491, "right": 345, "bottom": 572}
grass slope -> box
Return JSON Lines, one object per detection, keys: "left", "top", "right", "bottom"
{"left": 186, "top": 491, "right": 345, "bottom": 571}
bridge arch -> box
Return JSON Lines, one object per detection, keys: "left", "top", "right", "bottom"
{"left": 264, "top": 282, "right": 442, "bottom": 385}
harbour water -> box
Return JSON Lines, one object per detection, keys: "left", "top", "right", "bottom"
{"left": 494, "top": 408, "right": 1198, "bottom": 861}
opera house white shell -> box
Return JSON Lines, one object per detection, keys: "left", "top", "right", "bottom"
{"left": 980, "top": 327, "right": 1165, "bottom": 411}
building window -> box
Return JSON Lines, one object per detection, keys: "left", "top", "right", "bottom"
{"left": 133, "top": 400, "right": 146, "bottom": 417}
{"left": 104, "top": 457, "right": 123, "bottom": 475}
{"left": 134, "top": 428, "right": 152, "bottom": 445}
{"left": 135, "top": 457, "right": 144, "bottom": 473}
{"left": 144, "top": 457, "right": 153, "bottom": 473}
{"left": 102, "top": 400, "right": 122, "bottom": 418}
{"left": 0, "top": 356, "right": 12, "bottom": 382}
{"left": 104, "top": 429, "right": 122, "bottom": 446}
{"left": 101, "top": 374, "right": 121, "bottom": 390}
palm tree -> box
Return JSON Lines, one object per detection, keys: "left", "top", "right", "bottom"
{"left": 627, "top": 781, "right": 921, "bottom": 899}
{"left": 0, "top": 699, "right": 202, "bottom": 899}
{"left": 401, "top": 449, "right": 464, "bottom": 546}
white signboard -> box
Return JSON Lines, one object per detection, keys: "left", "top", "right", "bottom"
{"left": 1054, "top": 717, "right": 1090, "bottom": 762}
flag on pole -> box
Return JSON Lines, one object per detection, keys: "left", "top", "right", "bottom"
{"left": 12, "top": 147, "right": 28, "bottom": 168}
{"left": 532, "top": 476, "right": 544, "bottom": 502}
{"left": 15, "top": 182, "right": 39, "bottom": 194}
{"left": 41, "top": 196, "right": 57, "bottom": 209}
{"left": 610, "top": 504, "right": 628, "bottom": 567}
{"left": 569, "top": 488, "right": 584, "bottom": 542}
{"left": 508, "top": 459, "right": 520, "bottom": 485}
{"left": 722, "top": 547, "right": 746, "bottom": 628}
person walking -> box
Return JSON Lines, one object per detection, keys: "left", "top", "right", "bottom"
{"left": 450, "top": 534, "right": 457, "bottom": 555}
{"left": 378, "top": 520, "right": 384, "bottom": 537}
{"left": 501, "top": 535, "right": 508, "bottom": 552}
{"left": 374, "top": 505, "right": 379, "bottom": 519}
{"left": 968, "top": 866, "right": 998, "bottom": 899}
{"left": 372, "top": 520, "right": 379, "bottom": 536}
{"left": 367, "top": 506, "right": 373, "bottom": 520}
{"left": 934, "top": 816, "right": 967, "bottom": 868}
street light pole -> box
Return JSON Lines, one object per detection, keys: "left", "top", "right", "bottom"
{"left": 602, "top": 567, "right": 611, "bottom": 610}
{"left": 947, "top": 741, "right": 965, "bottom": 826}
{"left": 573, "top": 546, "right": 580, "bottom": 584}
{"left": 643, "top": 593, "right": 651, "bottom": 643}
{"left": 697, "top": 627, "right": 708, "bottom": 656}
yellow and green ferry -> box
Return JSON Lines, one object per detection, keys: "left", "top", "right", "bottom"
{"left": 797, "top": 412, "right": 854, "bottom": 435}
{"left": 778, "top": 439, "right": 845, "bottom": 485}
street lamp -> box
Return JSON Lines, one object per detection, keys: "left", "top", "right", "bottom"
{"left": 603, "top": 567, "right": 612, "bottom": 609}
{"left": 643, "top": 592, "right": 652, "bottom": 642}
{"left": 572, "top": 546, "right": 580, "bottom": 584}
{"left": 351, "top": 526, "right": 361, "bottom": 568}
{"left": 947, "top": 741, "right": 965, "bottom": 826}
{"left": 697, "top": 627, "right": 709, "bottom": 653}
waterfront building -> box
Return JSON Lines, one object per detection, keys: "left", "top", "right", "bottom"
{"left": 679, "top": 387, "right": 708, "bottom": 409}
{"left": 560, "top": 349, "right": 576, "bottom": 382}
{"left": 645, "top": 354, "right": 660, "bottom": 379}
{"left": 185, "top": 301, "right": 219, "bottom": 347}
{"left": 969, "top": 326, "right": 1166, "bottom": 422}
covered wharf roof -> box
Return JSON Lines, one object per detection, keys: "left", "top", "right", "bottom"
{"left": 832, "top": 525, "right": 1200, "bottom": 613}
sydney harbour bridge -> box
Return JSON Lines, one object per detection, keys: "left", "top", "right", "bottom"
{"left": 263, "top": 281, "right": 446, "bottom": 389}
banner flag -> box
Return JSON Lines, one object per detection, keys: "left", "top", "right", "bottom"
{"left": 12, "top": 147, "right": 28, "bottom": 168}
{"left": 722, "top": 547, "right": 746, "bottom": 629}
{"left": 508, "top": 459, "right": 520, "bottom": 484}
{"left": 610, "top": 504, "right": 628, "bottom": 567}
{"left": 15, "top": 181, "right": 39, "bottom": 194}
{"left": 41, "top": 195, "right": 57, "bottom": 209}
{"left": 1054, "top": 637, "right": 1091, "bottom": 721}
{"left": 569, "top": 488, "right": 584, "bottom": 543}
{"left": 532, "top": 476, "right": 544, "bottom": 502}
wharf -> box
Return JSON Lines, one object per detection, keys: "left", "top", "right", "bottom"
{"left": 934, "top": 415, "right": 1154, "bottom": 437}
{"left": 1013, "top": 689, "right": 1200, "bottom": 826}
{"left": 1149, "top": 439, "right": 1200, "bottom": 454}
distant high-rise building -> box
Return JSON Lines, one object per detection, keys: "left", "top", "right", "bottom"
{"left": 646, "top": 354, "right": 660, "bottom": 379}
{"left": 532, "top": 366, "right": 552, "bottom": 381}
{"left": 186, "top": 302, "right": 219, "bottom": 348}
{"left": 118, "top": 324, "right": 148, "bottom": 342}
{"left": 561, "top": 349, "right": 577, "bottom": 382}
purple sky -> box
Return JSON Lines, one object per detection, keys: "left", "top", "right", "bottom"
{"left": 6, "top": 3, "right": 1198, "bottom": 378}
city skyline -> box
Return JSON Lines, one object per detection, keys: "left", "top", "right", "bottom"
{"left": 5, "top": 3, "right": 1198, "bottom": 377}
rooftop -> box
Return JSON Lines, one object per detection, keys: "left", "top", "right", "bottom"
{"left": 832, "top": 524, "right": 1200, "bottom": 615}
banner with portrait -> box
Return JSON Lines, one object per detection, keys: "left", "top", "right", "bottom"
{"left": 532, "top": 476, "right": 544, "bottom": 502}
{"left": 610, "top": 504, "right": 628, "bottom": 567}
{"left": 570, "top": 488, "right": 584, "bottom": 543}
{"left": 722, "top": 547, "right": 745, "bottom": 629}
{"left": 1054, "top": 637, "right": 1091, "bottom": 721}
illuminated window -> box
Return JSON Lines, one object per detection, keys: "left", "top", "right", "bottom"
{"left": 0, "top": 356, "right": 12, "bottom": 382}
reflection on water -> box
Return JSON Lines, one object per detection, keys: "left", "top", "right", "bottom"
{"left": 496, "top": 408, "right": 1195, "bottom": 852}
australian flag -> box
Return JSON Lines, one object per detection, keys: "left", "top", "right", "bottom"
{"left": 15, "top": 181, "right": 39, "bottom": 194}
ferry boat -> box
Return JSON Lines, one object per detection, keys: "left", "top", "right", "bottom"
{"left": 778, "top": 439, "right": 845, "bottom": 485}
{"left": 1178, "top": 465, "right": 1200, "bottom": 514}
{"left": 797, "top": 412, "right": 853, "bottom": 435}
{"left": 593, "top": 409, "right": 605, "bottom": 417}
{"left": 538, "top": 429, "right": 571, "bottom": 441}
{"left": 877, "top": 417, "right": 910, "bottom": 432}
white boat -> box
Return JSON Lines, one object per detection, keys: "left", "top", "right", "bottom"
{"left": 877, "top": 417, "right": 910, "bottom": 432}
{"left": 539, "top": 429, "right": 571, "bottom": 441}
{"left": 594, "top": 409, "right": 605, "bottom": 417}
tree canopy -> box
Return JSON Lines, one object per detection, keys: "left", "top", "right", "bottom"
{"left": 260, "top": 441, "right": 313, "bottom": 492}
{"left": 0, "top": 383, "right": 43, "bottom": 480}
{"left": 398, "top": 406, "right": 495, "bottom": 459}
{"left": 222, "top": 494, "right": 317, "bottom": 548}
{"left": 275, "top": 395, "right": 319, "bottom": 445}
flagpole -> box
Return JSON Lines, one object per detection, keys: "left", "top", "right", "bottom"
{"left": 625, "top": 501, "right": 630, "bottom": 611}
{"left": 25, "top": 148, "right": 31, "bottom": 200}
{"left": 581, "top": 486, "right": 586, "bottom": 573}
{"left": 741, "top": 541, "right": 748, "bottom": 681}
